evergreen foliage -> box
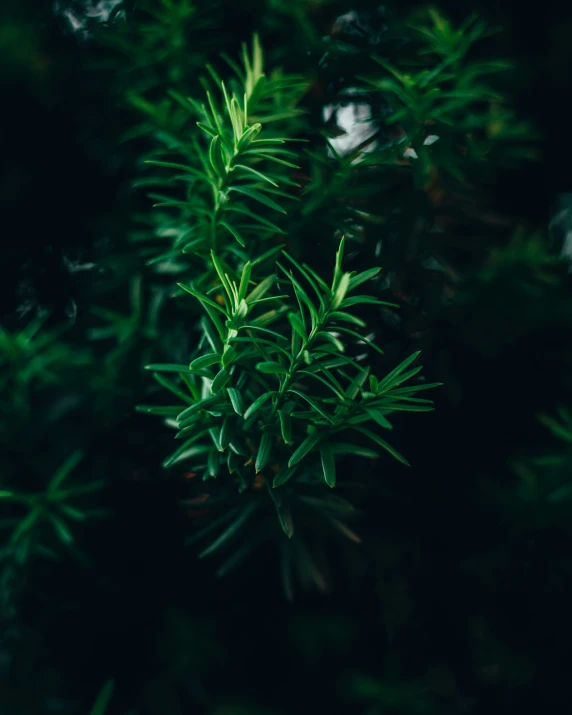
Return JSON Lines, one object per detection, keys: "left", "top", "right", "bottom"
{"left": 1, "top": 1, "right": 572, "bottom": 713}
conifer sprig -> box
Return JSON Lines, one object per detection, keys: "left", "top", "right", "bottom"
{"left": 136, "top": 35, "right": 308, "bottom": 278}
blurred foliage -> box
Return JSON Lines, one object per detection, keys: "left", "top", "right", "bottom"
{"left": 0, "top": 316, "right": 90, "bottom": 427}
{"left": 1, "top": 1, "right": 572, "bottom": 714}
{"left": 504, "top": 408, "right": 572, "bottom": 517}
{"left": 344, "top": 672, "right": 435, "bottom": 714}
{"left": 0, "top": 450, "right": 108, "bottom": 566}
{"left": 128, "top": 33, "right": 438, "bottom": 591}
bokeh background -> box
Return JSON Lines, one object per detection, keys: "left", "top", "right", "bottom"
{"left": 2, "top": 1, "right": 572, "bottom": 713}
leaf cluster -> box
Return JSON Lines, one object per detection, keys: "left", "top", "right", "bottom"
{"left": 361, "top": 9, "right": 539, "bottom": 182}
{"left": 0, "top": 315, "right": 91, "bottom": 424}
{"left": 140, "top": 236, "right": 438, "bottom": 572}
{"left": 131, "top": 35, "right": 308, "bottom": 280}
{"left": 113, "top": 29, "right": 444, "bottom": 588}
{"left": 510, "top": 408, "right": 572, "bottom": 510}
{"left": 0, "top": 451, "right": 108, "bottom": 566}
{"left": 298, "top": 8, "right": 541, "bottom": 320}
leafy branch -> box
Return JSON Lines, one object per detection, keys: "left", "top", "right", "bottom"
{"left": 135, "top": 35, "right": 308, "bottom": 277}
{"left": 139, "top": 238, "right": 439, "bottom": 559}
{"left": 130, "top": 34, "right": 440, "bottom": 589}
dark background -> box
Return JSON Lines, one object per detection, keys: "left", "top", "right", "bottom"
{"left": 1, "top": 1, "right": 572, "bottom": 713}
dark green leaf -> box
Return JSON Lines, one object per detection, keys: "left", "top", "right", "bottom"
{"left": 382, "top": 403, "right": 434, "bottom": 412}
{"left": 49, "top": 513, "right": 74, "bottom": 545}
{"left": 341, "top": 296, "right": 398, "bottom": 308}
{"left": 197, "top": 121, "right": 218, "bottom": 137}
{"left": 335, "top": 327, "right": 384, "bottom": 355}
{"left": 201, "top": 315, "right": 224, "bottom": 352}
{"left": 163, "top": 432, "right": 210, "bottom": 468}
{"left": 233, "top": 164, "right": 279, "bottom": 186}
{"left": 266, "top": 482, "right": 295, "bottom": 537}
{"left": 330, "top": 311, "right": 367, "bottom": 328}
{"left": 211, "top": 368, "right": 232, "bottom": 393}
{"left": 276, "top": 499, "right": 294, "bottom": 538}
{"left": 331, "top": 273, "right": 351, "bottom": 310}
{"left": 320, "top": 444, "right": 336, "bottom": 487}
{"left": 348, "top": 267, "right": 381, "bottom": 291}
{"left": 389, "top": 382, "right": 443, "bottom": 395}
{"left": 237, "top": 122, "right": 262, "bottom": 150}
{"left": 209, "top": 427, "right": 224, "bottom": 452}
{"left": 190, "top": 353, "right": 221, "bottom": 370}
{"left": 320, "top": 331, "right": 345, "bottom": 353}
{"left": 153, "top": 373, "right": 194, "bottom": 405}
{"left": 255, "top": 433, "right": 273, "bottom": 473}
{"left": 288, "top": 432, "right": 321, "bottom": 467}
{"left": 177, "top": 396, "right": 220, "bottom": 423}
{"left": 208, "top": 449, "right": 220, "bottom": 478}
{"left": 238, "top": 261, "right": 252, "bottom": 302}
{"left": 227, "top": 387, "right": 243, "bottom": 416}
{"left": 177, "top": 283, "right": 229, "bottom": 316}
{"left": 547, "top": 485, "right": 572, "bottom": 502}
{"left": 246, "top": 274, "right": 276, "bottom": 303}
{"left": 330, "top": 442, "right": 378, "bottom": 458}
{"left": 244, "top": 391, "right": 275, "bottom": 420}
{"left": 145, "top": 363, "right": 192, "bottom": 373}
{"left": 220, "top": 418, "right": 231, "bottom": 449}
{"left": 344, "top": 368, "right": 370, "bottom": 401}
{"left": 209, "top": 135, "right": 226, "bottom": 178}
{"left": 288, "top": 389, "right": 333, "bottom": 423}
{"left": 199, "top": 501, "right": 259, "bottom": 557}
{"left": 299, "top": 369, "right": 346, "bottom": 400}
{"left": 136, "top": 405, "right": 182, "bottom": 416}
{"left": 210, "top": 252, "right": 234, "bottom": 301}
{"left": 273, "top": 464, "right": 296, "bottom": 488}
{"left": 144, "top": 160, "right": 210, "bottom": 185}
{"left": 89, "top": 679, "right": 115, "bottom": 715}
{"left": 288, "top": 312, "right": 307, "bottom": 341}
{"left": 354, "top": 426, "right": 410, "bottom": 466}
{"left": 226, "top": 206, "right": 286, "bottom": 233}
{"left": 222, "top": 345, "right": 238, "bottom": 367}
{"left": 48, "top": 451, "right": 83, "bottom": 492}
{"left": 229, "top": 186, "right": 287, "bottom": 213}
{"left": 377, "top": 351, "right": 421, "bottom": 392}
{"left": 365, "top": 407, "right": 393, "bottom": 429}
{"left": 278, "top": 410, "right": 292, "bottom": 444}
{"left": 243, "top": 313, "right": 286, "bottom": 333}
{"left": 247, "top": 152, "right": 300, "bottom": 169}
{"left": 220, "top": 221, "right": 246, "bottom": 247}
{"left": 257, "top": 361, "right": 289, "bottom": 375}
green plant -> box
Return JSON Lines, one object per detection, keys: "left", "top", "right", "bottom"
{"left": 301, "top": 7, "right": 539, "bottom": 315}
{"left": 344, "top": 672, "right": 435, "bottom": 715}
{"left": 0, "top": 451, "right": 107, "bottom": 565}
{"left": 131, "top": 33, "right": 308, "bottom": 277}
{"left": 448, "top": 227, "right": 571, "bottom": 359}
{"left": 510, "top": 408, "right": 572, "bottom": 508}
{"left": 5, "top": 3, "right": 570, "bottom": 715}
{"left": 96, "top": 0, "right": 219, "bottom": 99}
{"left": 134, "top": 37, "right": 439, "bottom": 589}
{"left": 0, "top": 316, "right": 91, "bottom": 420}
{"left": 363, "top": 9, "right": 539, "bottom": 184}
{"left": 88, "top": 679, "right": 115, "bottom": 715}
